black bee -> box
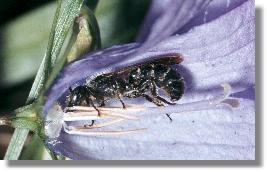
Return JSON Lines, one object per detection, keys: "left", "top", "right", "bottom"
{"left": 125, "top": 59, "right": 184, "bottom": 107}
{"left": 67, "top": 74, "right": 127, "bottom": 114}
{"left": 67, "top": 74, "right": 127, "bottom": 126}
{"left": 87, "top": 74, "right": 127, "bottom": 109}
{"left": 67, "top": 55, "right": 185, "bottom": 116}
{"left": 68, "top": 85, "right": 100, "bottom": 114}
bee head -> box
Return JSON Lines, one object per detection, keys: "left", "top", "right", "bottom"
{"left": 68, "top": 86, "right": 88, "bottom": 107}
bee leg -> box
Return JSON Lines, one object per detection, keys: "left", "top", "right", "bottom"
{"left": 99, "top": 101, "right": 105, "bottom": 107}
{"left": 84, "top": 97, "right": 99, "bottom": 127}
{"left": 166, "top": 114, "right": 173, "bottom": 122}
{"left": 151, "top": 82, "right": 176, "bottom": 105}
{"left": 155, "top": 96, "right": 176, "bottom": 105}
{"left": 90, "top": 120, "right": 95, "bottom": 126}
{"left": 83, "top": 118, "right": 125, "bottom": 129}
{"left": 150, "top": 82, "right": 175, "bottom": 121}
{"left": 117, "top": 95, "right": 126, "bottom": 109}
{"left": 142, "top": 94, "right": 164, "bottom": 106}
{"left": 86, "top": 97, "right": 101, "bottom": 116}
{"left": 84, "top": 120, "right": 95, "bottom": 127}
{"left": 91, "top": 102, "right": 101, "bottom": 116}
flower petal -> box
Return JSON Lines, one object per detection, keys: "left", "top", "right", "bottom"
{"left": 136, "top": 0, "right": 211, "bottom": 45}
{"left": 44, "top": 0, "right": 254, "bottom": 113}
{"left": 137, "top": 0, "right": 255, "bottom": 99}
{"left": 178, "top": 0, "right": 249, "bottom": 34}
{"left": 44, "top": 0, "right": 255, "bottom": 160}
{"left": 48, "top": 98, "right": 255, "bottom": 160}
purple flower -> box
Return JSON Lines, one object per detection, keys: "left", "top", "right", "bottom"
{"left": 44, "top": 0, "right": 255, "bottom": 160}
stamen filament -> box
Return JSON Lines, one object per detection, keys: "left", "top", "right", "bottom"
{"left": 64, "top": 106, "right": 141, "bottom": 121}
{"left": 63, "top": 112, "right": 101, "bottom": 121}
{"left": 64, "top": 127, "right": 147, "bottom": 136}
{"left": 77, "top": 118, "right": 125, "bottom": 129}
{"left": 46, "top": 83, "right": 239, "bottom": 138}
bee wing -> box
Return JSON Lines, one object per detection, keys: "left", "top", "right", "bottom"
{"left": 151, "top": 53, "right": 183, "bottom": 65}
{"left": 116, "top": 53, "right": 183, "bottom": 75}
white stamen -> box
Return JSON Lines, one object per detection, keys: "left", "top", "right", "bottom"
{"left": 45, "top": 84, "right": 239, "bottom": 138}
{"left": 64, "top": 106, "right": 140, "bottom": 121}
{"left": 64, "top": 127, "right": 147, "bottom": 136}
{"left": 61, "top": 117, "right": 146, "bottom": 136}
{"left": 75, "top": 118, "right": 125, "bottom": 129}
{"left": 63, "top": 112, "right": 101, "bottom": 121}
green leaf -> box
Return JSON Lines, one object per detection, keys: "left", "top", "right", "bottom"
{"left": 27, "top": 0, "right": 63, "bottom": 104}
{"left": 39, "top": 0, "right": 86, "bottom": 103}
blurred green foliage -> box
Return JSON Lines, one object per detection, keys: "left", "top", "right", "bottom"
{"left": 0, "top": 3, "right": 56, "bottom": 87}
{"left": 0, "top": 2, "right": 56, "bottom": 113}
{"left": 0, "top": 0, "right": 149, "bottom": 87}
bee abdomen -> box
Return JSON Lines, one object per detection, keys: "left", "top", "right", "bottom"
{"left": 155, "top": 64, "right": 184, "bottom": 101}
{"left": 166, "top": 78, "right": 184, "bottom": 101}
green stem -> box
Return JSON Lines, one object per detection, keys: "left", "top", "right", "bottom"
{"left": 26, "top": 0, "right": 63, "bottom": 104}
{"left": 4, "top": 104, "right": 37, "bottom": 160}
{"left": 4, "top": 129, "right": 29, "bottom": 160}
